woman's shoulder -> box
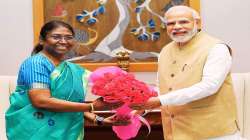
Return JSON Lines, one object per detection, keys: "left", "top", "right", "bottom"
{"left": 64, "top": 61, "right": 91, "bottom": 74}
{"left": 64, "top": 61, "right": 83, "bottom": 70}
{"left": 20, "top": 53, "right": 54, "bottom": 70}
{"left": 17, "top": 54, "right": 55, "bottom": 85}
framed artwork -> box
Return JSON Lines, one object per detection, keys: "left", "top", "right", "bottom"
{"left": 33, "top": 0, "right": 200, "bottom": 71}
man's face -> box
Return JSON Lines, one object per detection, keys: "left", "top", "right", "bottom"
{"left": 43, "top": 26, "right": 75, "bottom": 57}
{"left": 165, "top": 10, "right": 198, "bottom": 43}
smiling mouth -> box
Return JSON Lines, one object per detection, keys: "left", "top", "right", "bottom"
{"left": 172, "top": 31, "right": 187, "bottom": 36}
{"left": 56, "top": 46, "right": 68, "bottom": 51}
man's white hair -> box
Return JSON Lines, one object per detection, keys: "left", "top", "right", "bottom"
{"left": 165, "top": 5, "right": 200, "bottom": 20}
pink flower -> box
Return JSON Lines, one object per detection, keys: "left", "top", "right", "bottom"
{"left": 89, "top": 66, "right": 157, "bottom": 104}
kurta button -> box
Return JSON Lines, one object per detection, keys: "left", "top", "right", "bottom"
{"left": 170, "top": 74, "right": 175, "bottom": 77}
{"left": 172, "top": 60, "right": 176, "bottom": 64}
{"left": 169, "top": 88, "right": 172, "bottom": 91}
{"left": 171, "top": 114, "right": 175, "bottom": 118}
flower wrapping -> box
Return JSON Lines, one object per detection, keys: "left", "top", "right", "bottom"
{"left": 89, "top": 66, "right": 157, "bottom": 140}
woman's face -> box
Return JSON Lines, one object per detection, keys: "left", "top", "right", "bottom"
{"left": 43, "top": 26, "right": 75, "bottom": 58}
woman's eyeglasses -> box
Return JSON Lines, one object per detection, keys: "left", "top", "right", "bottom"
{"left": 48, "top": 34, "right": 75, "bottom": 42}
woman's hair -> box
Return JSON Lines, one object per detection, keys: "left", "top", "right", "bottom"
{"left": 32, "top": 20, "right": 75, "bottom": 55}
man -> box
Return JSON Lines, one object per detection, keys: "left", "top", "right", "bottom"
{"left": 131, "top": 6, "right": 242, "bottom": 140}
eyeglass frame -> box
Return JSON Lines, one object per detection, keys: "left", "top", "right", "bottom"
{"left": 46, "top": 34, "right": 75, "bottom": 42}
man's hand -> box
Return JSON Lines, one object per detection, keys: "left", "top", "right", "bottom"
{"left": 129, "top": 97, "right": 161, "bottom": 110}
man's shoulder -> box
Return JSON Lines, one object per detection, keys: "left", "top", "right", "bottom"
{"left": 201, "top": 31, "right": 223, "bottom": 43}
{"left": 161, "top": 41, "right": 175, "bottom": 51}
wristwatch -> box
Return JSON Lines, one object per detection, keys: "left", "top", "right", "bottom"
{"left": 95, "top": 115, "right": 104, "bottom": 126}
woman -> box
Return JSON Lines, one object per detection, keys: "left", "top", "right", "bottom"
{"left": 5, "top": 20, "right": 125, "bottom": 140}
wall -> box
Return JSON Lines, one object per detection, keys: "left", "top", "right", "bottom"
{"left": 0, "top": 0, "right": 249, "bottom": 75}
{"left": 0, "top": 0, "right": 33, "bottom": 75}
{"left": 201, "top": 0, "right": 250, "bottom": 72}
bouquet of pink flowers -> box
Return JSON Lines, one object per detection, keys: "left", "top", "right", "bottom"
{"left": 89, "top": 66, "right": 157, "bottom": 140}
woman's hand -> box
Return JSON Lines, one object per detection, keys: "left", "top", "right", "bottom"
{"left": 103, "top": 114, "right": 131, "bottom": 126}
{"left": 93, "top": 97, "right": 124, "bottom": 111}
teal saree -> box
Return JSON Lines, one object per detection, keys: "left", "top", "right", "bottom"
{"left": 5, "top": 61, "right": 90, "bottom": 140}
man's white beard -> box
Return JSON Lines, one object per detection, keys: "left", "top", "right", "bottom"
{"left": 169, "top": 23, "right": 198, "bottom": 43}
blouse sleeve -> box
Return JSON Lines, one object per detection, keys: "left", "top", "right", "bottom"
{"left": 18, "top": 56, "right": 54, "bottom": 89}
